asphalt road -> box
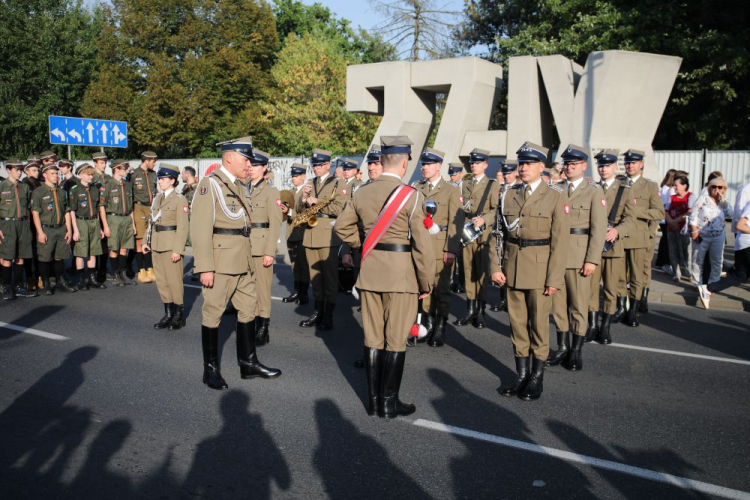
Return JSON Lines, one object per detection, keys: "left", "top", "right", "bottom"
{"left": 1, "top": 260, "right": 749, "bottom": 499}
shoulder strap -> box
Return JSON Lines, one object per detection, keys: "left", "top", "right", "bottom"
{"left": 608, "top": 185, "right": 626, "bottom": 225}
{"left": 475, "top": 179, "right": 495, "bottom": 215}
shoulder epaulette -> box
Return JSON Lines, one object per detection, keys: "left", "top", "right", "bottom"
{"left": 588, "top": 181, "right": 600, "bottom": 187}
{"left": 512, "top": 184, "right": 524, "bottom": 190}
{"left": 548, "top": 183, "right": 564, "bottom": 193}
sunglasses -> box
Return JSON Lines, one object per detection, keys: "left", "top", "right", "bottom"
{"left": 711, "top": 186, "right": 726, "bottom": 190}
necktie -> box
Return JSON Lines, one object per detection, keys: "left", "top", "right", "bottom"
{"left": 524, "top": 185, "right": 531, "bottom": 202}
{"left": 428, "top": 183, "right": 433, "bottom": 192}
{"left": 602, "top": 182, "right": 608, "bottom": 194}
{"left": 568, "top": 183, "right": 574, "bottom": 196}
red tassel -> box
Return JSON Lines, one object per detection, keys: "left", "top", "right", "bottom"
{"left": 423, "top": 214, "right": 434, "bottom": 229}
{"left": 410, "top": 323, "right": 420, "bottom": 337}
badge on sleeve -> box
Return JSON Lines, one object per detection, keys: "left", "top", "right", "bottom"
{"left": 459, "top": 195, "right": 464, "bottom": 204}
{"left": 200, "top": 186, "right": 208, "bottom": 195}
{"left": 601, "top": 198, "right": 606, "bottom": 208}
{"left": 183, "top": 206, "right": 188, "bottom": 213}
{"left": 564, "top": 204, "right": 570, "bottom": 215}
{"left": 633, "top": 197, "right": 637, "bottom": 205}
{"left": 342, "top": 189, "right": 347, "bottom": 196}
{"left": 276, "top": 198, "right": 282, "bottom": 206}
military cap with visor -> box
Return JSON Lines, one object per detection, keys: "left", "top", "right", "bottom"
{"left": 140, "top": 151, "right": 158, "bottom": 159}
{"left": 560, "top": 144, "right": 589, "bottom": 164}
{"left": 340, "top": 158, "right": 359, "bottom": 170}
{"left": 290, "top": 163, "right": 307, "bottom": 176}
{"left": 58, "top": 159, "right": 74, "bottom": 167}
{"left": 501, "top": 159, "right": 518, "bottom": 174}
{"left": 75, "top": 163, "right": 93, "bottom": 175}
{"left": 447, "top": 163, "right": 464, "bottom": 175}
{"left": 250, "top": 149, "right": 270, "bottom": 166}
{"left": 420, "top": 147, "right": 444, "bottom": 164}
{"left": 157, "top": 163, "right": 180, "bottom": 178}
{"left": 366, "top": 146, "right": 382, "bottom": 163}
{"left": 218, "top": 136, "right": 253, "bottom": 159}
{"left": 595, "top": 149, "right": 619, "bottom": 166}
{"left": 110, "top": 159, "right": 130, "bottom": 170}
{"left": 92, "top": 152, "right": 108, "bottom": 161}
{"left": 39, "top": 150, "right": 57, "bottom": 160}
{"left": 5, "top": 158, "right": 24, "bottom": 169}
{"left": 516, "top": 141, "right": 549, "bottom": 164}
{"left": 380, "top": 136, "right": 413, "bottom": 159}
{"left": 469, "top": 148, "right": 490, "bottom": 163}
{"left": 41, "top": 163, "right": 59, "bottom": 173}
{"left": 311, "top": 149, "right": 332, "bottom": 165}
{"left": 623, "top": 149, "right": 645, "bottom": 163}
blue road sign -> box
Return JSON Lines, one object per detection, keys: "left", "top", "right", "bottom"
{"left": 48, "top": 115, "right": 128, "bottom": 148}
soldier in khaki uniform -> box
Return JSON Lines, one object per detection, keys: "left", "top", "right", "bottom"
{"left": 456, "top": 149, "right": 497, "bottom": 328}
{"left": 143, "top": 164, "right": 189, "bottom": 330}
{"left": 0, "top": 159, "right": 38, "bottom": 299}
{"left": 586, "top": 150, "right": 636, "bottom": 344}
{"left": 130, "top": 151, "right": 158, "bottom": 283}
{"left": 335, "top": 136, "right": 435, "bottom": 419}
{"left": 407, "top": 147, "right": 460, "bottom": 348}
{"left": 68, "top": 164, "right": 106, "bottom": 291}
{"left": 447, "top": 163, "right": 466, "bottom": 293}
{"left": 245, "top": 150, "right": 283, "bottom": 346}
{"left": 191, "top": 137, "right": 280, "bottom": 390}
{"left": 338, "top": 158, "right": 363, "bottom": 293}
{"left": 621, "top": 149, "right": 664, "bottom": 327}
{"left": 99, "top": 159, "right": 137, "bottom": 286}
{"left": 490, "top": 159, "right": 520, "bottom": 312}
{"left": 490, "top": 142, "right": 569, "bottom": 401}
{"left": 31, "top": 163, "right": 77, "bottom": 295}
{"left": 299, "top": 149, "right": 344, "bottom": 331}
{"left": 281, "top": 163, "right": 309, "bottom": 304}
{"left": 547, "top": 146, "right": 607, "bottom": 371}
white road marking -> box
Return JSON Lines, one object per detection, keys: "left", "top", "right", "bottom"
{"left": 183, "top": 284, "right": 284, "bottom": 301}
{"left": 608, "top": 343, "right": 750, "bottom": 366}
{"left": 413, "top": 419, "right": 750, "bottom": 500}
{"left": 0, "top": 322, "right": 68, "bottom": 341}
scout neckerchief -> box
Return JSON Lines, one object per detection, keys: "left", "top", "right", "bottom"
{"left": 361, "top": 184, "right": 416, "bottom": 264}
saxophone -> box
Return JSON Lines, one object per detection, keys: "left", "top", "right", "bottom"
{"left": 291, "top": 191, "right": 337, "bottom": 228}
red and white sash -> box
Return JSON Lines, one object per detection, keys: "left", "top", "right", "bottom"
{"left": 361, "top": 185, "right": 416, "bottom": 264}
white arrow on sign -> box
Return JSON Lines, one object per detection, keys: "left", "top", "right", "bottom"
{"left": 100, "top": 124, "right": 108, "bottom": 144}
{"left": 112, "top": 125, "right": 126, "bottom": 144}
{"left": 51, "top": 128, "right": 67, "bottom": 142}
{"left": 86, "top": 123, "right": 94, "bottom": 143}
{"left": 68, "top": 130, "right": 82, "bottom": 142}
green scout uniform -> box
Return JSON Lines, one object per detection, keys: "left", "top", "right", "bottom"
{"left": 101, "top": 177, "right": 135, "bottom": 250}
{"left": 31, "top": 184, "right": 70, "bottom": 261}
{"left": 69, "top": 183, "right": 103, "bottom": 258}
{"left": 0, "top": 178, "right": 32, "bottom": 260}
{"left": 92, "top": 170, "right": 111, "bottom": 187}
{"left": 130, "top": 167, "right": 157, "bottom": 239}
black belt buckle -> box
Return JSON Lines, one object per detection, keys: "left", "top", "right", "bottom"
{"left": 518, "top": 238, "right": 528, "bottom": 249}
{"left": 242, "top": 226, "right": 251, "bottom": 237}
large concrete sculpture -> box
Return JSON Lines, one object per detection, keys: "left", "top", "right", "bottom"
{"left": 347, "top": 51, "right": 681, "bottom": 179}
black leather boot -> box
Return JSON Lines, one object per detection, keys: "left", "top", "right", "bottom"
{"left": 319, "top": 302, "right": 335, "bottom": 330}
{"left": 499, "top": 356, "right": 530, "bottom": 397}
{"left": 490, "top": 287, "right": 507, "bottom": 312}
{"left": 562, "top": 334, "right": 584, "bottom": 371}
{"left": 254, "top": 317, "right": 270, "bottom": 345}
{"left": 282, "top": 281, "right": 299, "bottom": 303}
{"left": 625, "top": 300, "right": 640, "bottom": 327}
{"left": 379, "top": 351, "right": 415, "bottom": 419}
{"left": 546, "top": 331, "right": 570, "bottom": 366}
{"left": 57, "top": 277, "right": 78, "bottom": 293}
{"left": 89, "top": 272, "right": 106, "bottom": 289}
{"left": 428, "top": 316, "right": 447, "bottom": 347}
{"left": 638, "top": 288, "right": 649, "bottom": 313}
{"left": 2, "top": 285, "right": 16, "bottom": 300}
{"left": 364, "top": 347, "right": 384, "bottom": 416}
{"left": 596, "top": 313, "right": 613, "bottom": 345}
{"left": 236, "top": 321, "right": 281, "bottom": 379}
{"left": 612, "top": 296, "right": 626, "bottom": 323}
{"left": 473, "top": 301, "right": 487, "bottom": 329}
{"left": 117, "top": 270, "right": 137, "bottom": 286}
{"left": 297, "top": 281, "right": 309, "bottom": 305}
{"left": 455, "top": 299, "right": 477, "bottom": 326}
{"left": 169, "top": 304, "right": 186, "bottom": 330}
{"left": 300, "top": 301, "right": 323, "bottom": 327}
{"left": 406, "top": 335, "right": 418, "bottom": 347}
{"left": 14, "top": 283, "right": 39, "bottom": 298}
{"left": 202, "top": 326, "right": 228, "bottom": 390}
{"left": 520, "top": 357, "right": 545, "bottom": 401}
{"left": 584, "top": 311, "right": 599, "bottom": 342}
{"left": 42, "top": 278, "right": 54, "bottom": 295}
{"left": 154, "top": 303, "right": 174, "bottom": 329}
{"left": 77, "top": 273, "right": 89, "bottom": 291}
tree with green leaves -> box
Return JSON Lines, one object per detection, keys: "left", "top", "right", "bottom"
{"left": 456, "top": 0, "right": 750, "bottom": 149}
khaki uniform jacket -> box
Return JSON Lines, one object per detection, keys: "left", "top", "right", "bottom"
{"left": 298, "top": 175, "right": 344, "bottom": 248}
{"left": 100, "top": 178, "right": 134, "bottom": 215}
{"left": 622, "top": 176, "right": 664, "bottom": 249}
{"left": 342, "top": 178, "right": 361, "bottom": 202}
{"left": 460, "top": 176, "right": 498, "bottom": 245}
{"left": 559, "top": 180, "right": 608, "bottom": 268}
{"left": 248, "top": 179, "right": 283, "bottom": 257}
{"left": 130, "top": 167, "right": 157, "bottom": 205}
{"left": 413, "top": 178, "right": 461, "bottom": 260}
{"left": 149, "top": 190, "right": 189, "bottom": 254}
{"left": 286, "top": 186, "right": 306, "bottom": 242}
{"left": 190, "top": 169, "right": 253, "bottom": 275}
{"left": 491, "top": 181, "right": 569, "bottom": 290}
{"left": 600, "top": 180, "right": 636, "bottom": 258}
{"left": 68, "top": 183, "right": 101, "bottom": 219}
{"left": 181, "top": 182, "right": 198, "bottom": 209}
{"left": 335, "top": 174, "right": 435, "bottom": 294}
{"left": 0, "top": 179, "right": 30, "bottom": 218}
{"left": 31, "top": 184, "right": 69, "bottom": 224}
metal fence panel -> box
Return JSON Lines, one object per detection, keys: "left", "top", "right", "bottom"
{"left": 705, "top": 151, "right": 750, "bottom": 204}
{"left": 653, "top": 150, "right": 703, "bottom": 187}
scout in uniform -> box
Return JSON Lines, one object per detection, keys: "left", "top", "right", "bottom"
{"left": 191, "top": 137, "right": 280, "bottom": 390}
{"left": 338, "top": 158, "right": 363, "bottom": 293}
{"left": 0, "top": 159, "right": 38, "bottom": 299}
{"left": 621, "top": 149, "right": 664, "bottom": 327}
{"left": 456, "top": 148, "right": 497, "bottom": 328}
{"left": 143, "top": 164, "right": 189, "bottom": 330}
{"left": 586, "top": 150, "right": 635, "bottom": 344}
{"left": 489, "top": 159, "right": 520, "bottom": 312}
{"left": 59, "top": 160, "right": 77, "bottom": 193}
{"left": 68, "top": 164, "right": 106, "bottom": 291}
{"left": 91, "top": 152, "right": 111, "bottom": 282}
{"left": 99, "top": 159, "right": 137, "bottom": 286}
{"left": 407, "top": 147, "right": 460, "bottom": 348}
{"left": 130, "top": 151, "right": 158, "bottom": 283}
{"left": 299, "top": 149, "right": 344, "bottom": 331}
{"left": 547, "top": 145, "right": 607, "bottom": 371}
{"left": 490, "top": 142, "right": 569, "bottom": 401}
{"left": 30, "top": 163, "right": 77, "bottom": 294}
{"left": 22, "top": 156, "right": 43, "bottom": 291}
{"left": 447, "top": 163, "right": 466, "bottom": 293}
{"left": 246, "top": 150, "right": 283, "bottom": 346}
{"left": 281, "top": 163, "right": 310, "bottom": 305}
{"left": 335, "top": 136, "right": 435, "bottom": 418}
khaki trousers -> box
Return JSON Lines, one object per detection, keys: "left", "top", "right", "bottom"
{"left": 600, "top": 257, "right": 624, "bottom": 314}
{"left": 643, "top": 237, "right": 656, "bottom": 290}
{"left": 422, "top": 258, "right": 451, "bottom": 318}
{"left": 153, "top": 251, "right": 184, "bottom": 305}
{"left": 361, "top": 290, "right": 417, "bottom": 352}
{"left": 589, "top": 262, "right": 602, "bottom": 312}
{"left": 507, "top": 287, "right": 551, "bottom": 360}
{"left": 305, "top": 246, "right": 338, "bottom": 303}
{"left": 626, "top": 248, "right": 647, "bottom": 300}
{"left": 552, "top": 269, "right": 591, "bottom": 336}
{"left": 462, "top": 241, "right": 490, "bottom": 301}
{"left": 252, "top": 256, "right": 273, "bottom": 318}
{"left": 201, "top": 271, "right": 256, "bottom": 328}
{"left": 288, "top": 239, "right": 309, "bottom": 283}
